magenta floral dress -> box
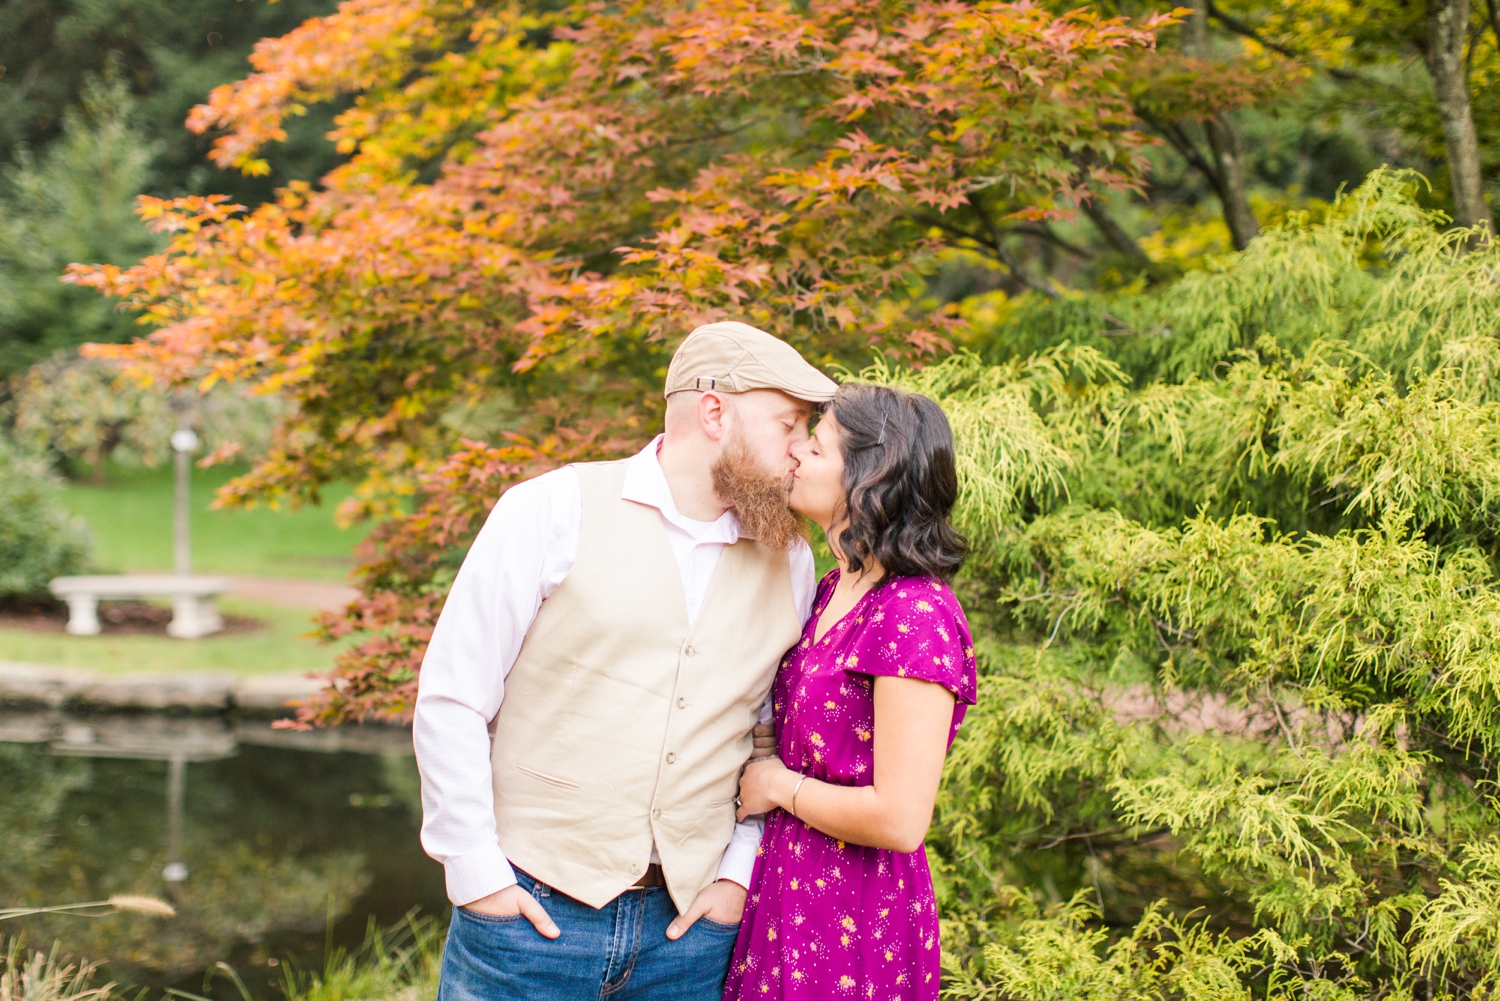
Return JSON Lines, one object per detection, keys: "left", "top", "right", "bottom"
{"left": 724, "top": 571, "right": 977, "bottom": 1001}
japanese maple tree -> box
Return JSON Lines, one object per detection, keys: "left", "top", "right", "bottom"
{"left": 68, "top": 0, "right": 1176, "bottom": 722}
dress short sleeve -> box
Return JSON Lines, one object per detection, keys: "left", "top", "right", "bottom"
{"left": 842, "top": 575, "right": 977, "bottom": 708}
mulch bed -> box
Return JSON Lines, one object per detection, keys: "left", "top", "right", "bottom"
{"left": 0, "top": 599, "right": 265, "bottom": 636}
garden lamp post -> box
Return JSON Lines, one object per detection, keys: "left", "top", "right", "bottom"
{"left": 170, "top": 426, "right": 199, "bottom": 577}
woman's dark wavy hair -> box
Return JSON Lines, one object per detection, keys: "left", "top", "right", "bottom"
{"left": 828, "top": 383, "right": 968, "bottom": 584}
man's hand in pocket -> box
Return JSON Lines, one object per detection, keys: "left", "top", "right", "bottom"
{"left": 462, "top": 884, "right": 560, "bottom": 938}
{"left": 665, "top": 879, "right": 746, "bottom": 940}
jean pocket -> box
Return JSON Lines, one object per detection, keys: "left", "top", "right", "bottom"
{"left": 697, "top": 916, "right": 741, "bottom": 933}
{"left": 457, "top": 906, "right": 527, "bottom": 925}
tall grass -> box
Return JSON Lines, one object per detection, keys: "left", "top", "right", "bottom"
{"left": 1, "top": 939, "right": 113, "bottom": 1001}
{"left": 1, "top": 911, "right": 442, "bottom": 1001}
{"left": 276, "top": 914, "right": 441, "bottom": 1001}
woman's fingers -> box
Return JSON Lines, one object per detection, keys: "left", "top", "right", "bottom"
{"left": 736, "top": 757, "right": 785, "bottom": 820}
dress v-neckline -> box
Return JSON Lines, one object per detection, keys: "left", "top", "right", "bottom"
{"left": 811, "top": 569, "right": 878, "bottom": 646}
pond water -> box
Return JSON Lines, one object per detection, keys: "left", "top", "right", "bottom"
{"left": 0, "top": 710, "right": 447, "bottom": 998}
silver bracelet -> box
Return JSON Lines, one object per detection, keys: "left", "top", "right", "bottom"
{"left": 790, "top": 776, "right": 808, "bottom": 818}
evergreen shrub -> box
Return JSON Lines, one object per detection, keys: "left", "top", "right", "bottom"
{"left": 0, "top": 440, "right": 91, "bottom": 600}
{"left": 869, "top": 169, "right": 1500, "bottom": 1000}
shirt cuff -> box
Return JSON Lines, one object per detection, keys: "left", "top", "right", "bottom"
{"left": 443, "top": 843, "right": 517, "bottom": 906}
{"left": 715, "top": 837, "right": 760, "bottom": 890}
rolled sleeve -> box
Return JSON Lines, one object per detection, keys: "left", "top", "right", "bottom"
{"left": 443, "top": 843, "right": 518, "bottom": 906}
{"left": 715, "top": 817, "right": 764, "bottom": 889}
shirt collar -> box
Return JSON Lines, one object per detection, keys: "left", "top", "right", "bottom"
{"left": 621, "top": 435, "right": 742, "bottom": 545}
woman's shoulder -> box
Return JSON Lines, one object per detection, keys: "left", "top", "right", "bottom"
{"left": 873, "top": 575, "right": 966, "bottom": 621}
{"left": 853, "top": 575, "right": 976, "bottom": 703}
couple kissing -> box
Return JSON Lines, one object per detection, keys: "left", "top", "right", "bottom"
{"left": 413, "top": 321, "right": 976, "bottom": 1001}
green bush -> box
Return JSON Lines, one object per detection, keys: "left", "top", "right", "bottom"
{"left": 11, "top": 353, "right": 291, "bottom": 482}
{"left": 11, "top": 355, "right": 172, "bottom": 481}
{"left": 863, "top": 169, "right": 1500, "bottom": 1000}
{"left": 0, "top": 440, "right": 91, "bottom": 599}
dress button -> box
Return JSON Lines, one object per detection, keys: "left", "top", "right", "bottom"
{"left": 684, "top": 645, "right": 696, "bottom": 657}
{"left": 666, "top": 752, "right": 677, "bottom": 764}
{"left": 630, "top": 863, "right": 642, "bottom": 875}
{"left": 676, "top": 697, "right": 687, "bottom": 709}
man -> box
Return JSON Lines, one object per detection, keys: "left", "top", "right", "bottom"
{"left": 414, "top": 321, "right": 837, "bottom": 1000}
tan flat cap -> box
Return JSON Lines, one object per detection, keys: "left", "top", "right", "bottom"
{"left": 664, "top": 322, "right": 838, "bottom": 403}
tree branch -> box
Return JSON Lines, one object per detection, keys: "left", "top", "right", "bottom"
{"left": 1032, "top": 224, "right": 1094, "bottom": 259}
{"left": 921, "top": 215, "right": 1093, "bottom": 260}
{"left": 1137, "top": 108, "right": 1228, "bottom": 203}
{"left": 976, "top": 212, "right": 1060, "bottom": 299}
{"left": 1207, "top": 0, "right": 1402, "bottom": 89}
{"left": 1079, "top": 197, "right": 1156, "bottom": 271}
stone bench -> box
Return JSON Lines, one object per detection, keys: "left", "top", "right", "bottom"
{"left": 48, "top": 575, "right": 236, "bottom": 639}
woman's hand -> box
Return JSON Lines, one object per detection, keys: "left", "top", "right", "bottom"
{"left": 736, "top": 757, "right": 798, "bottom": 821}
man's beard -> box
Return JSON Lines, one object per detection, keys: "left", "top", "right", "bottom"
{"left": 711, "top": 432, "right": 804, "bottom": 552}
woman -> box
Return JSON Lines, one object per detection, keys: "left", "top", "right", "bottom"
{"left": 725, "top": 383, "right": 976, "bottom": 1001}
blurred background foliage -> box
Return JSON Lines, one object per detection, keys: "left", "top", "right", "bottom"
{"left": 0, "top": 0, "right": 340, "bottom": 378}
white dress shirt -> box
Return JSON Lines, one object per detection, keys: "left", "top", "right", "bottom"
{"left": 413, "top": 436, "right": 817, "bottom": 906}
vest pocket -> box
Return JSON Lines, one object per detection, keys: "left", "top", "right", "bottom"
{"left": 514, "top": 763, "right": 582, "bottom": 789}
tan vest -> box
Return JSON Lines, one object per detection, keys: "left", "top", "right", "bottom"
{"left": 490, "top": 459, "right": 803, "bottom": 912}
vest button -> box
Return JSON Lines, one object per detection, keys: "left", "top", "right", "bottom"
{"left": 684, "top": 645, "right": 696, "bottom": 656}
{"left": 630, "top": 863, "right": 642, "bottom": 876}
{"left": 652, "top": 808, "right": 661, "bottom": 819}
{"left": 676, "top": 697, "right": 687, "bottom": 709}
{"left": 666, "top": 752, "right": 677, "bottom": 764}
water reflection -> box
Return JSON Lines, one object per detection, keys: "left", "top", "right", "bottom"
{"left": 0, "top": 710, "right": 444, "bottom": 994}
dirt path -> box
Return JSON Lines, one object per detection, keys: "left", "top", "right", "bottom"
{"left": 230, "top": 576, "right": 359, "bottom": 611}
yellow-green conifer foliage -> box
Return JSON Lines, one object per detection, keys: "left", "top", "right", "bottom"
{"left": 876, "top": 170, "right": 1500, "bottom": 999}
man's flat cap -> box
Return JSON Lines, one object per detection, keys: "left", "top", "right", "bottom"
{"left": 664, "top": 321, "right": 838, "bottom": 403}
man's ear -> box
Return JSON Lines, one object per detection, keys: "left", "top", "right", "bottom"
{"left": 698, "top": 390, "right": 730, "bottom": 442}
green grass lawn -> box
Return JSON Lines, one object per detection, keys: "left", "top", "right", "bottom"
{"left": 0, "top": 597, "right": 344, "bottom": 675}
{"left": 3, "top": 463, "right": 371, "bottom": 676}
{"left": 55, "top": 462, "right": 371, "bottom": 581}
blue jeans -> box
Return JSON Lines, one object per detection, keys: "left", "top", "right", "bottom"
{"left": 437, "top": 869, "right": 740, "bottom": 1001}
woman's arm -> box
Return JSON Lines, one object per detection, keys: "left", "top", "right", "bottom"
{"left": 735, "top": 676, "right": 956, "bottom": 853}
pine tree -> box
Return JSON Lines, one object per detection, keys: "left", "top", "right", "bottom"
{"left": 0, "top": 75, "right": 163, "bottom": 377}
